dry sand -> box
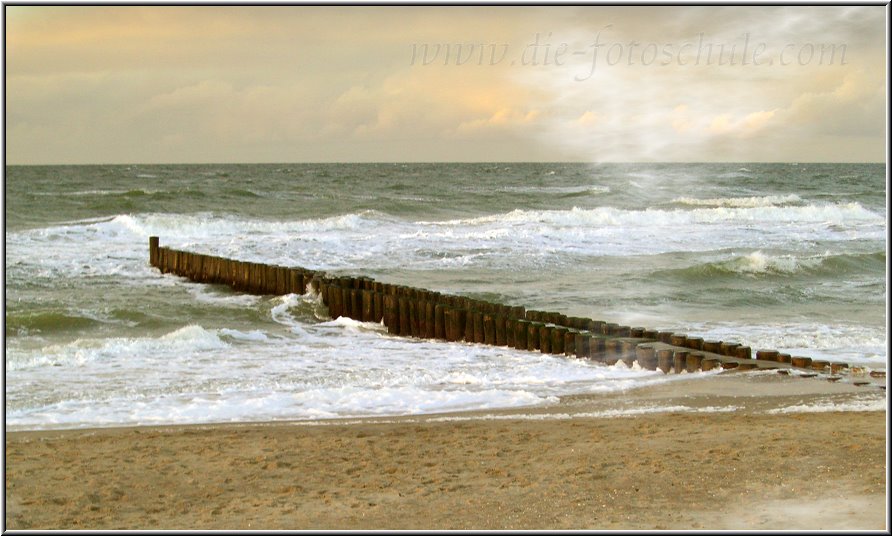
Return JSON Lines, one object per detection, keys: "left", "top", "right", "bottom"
{"left": 5, "top": 372, "right": 887, "bottom": 530}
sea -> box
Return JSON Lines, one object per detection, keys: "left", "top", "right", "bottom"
{"left": 4, "top": 162, "right": 888, "bottom": 431}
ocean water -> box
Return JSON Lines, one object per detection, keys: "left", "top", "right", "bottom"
{"left": 4, "top": 162, "right": 887, "bottom": 430}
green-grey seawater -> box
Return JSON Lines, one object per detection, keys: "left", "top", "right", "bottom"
{"left": 5, "top": 163, "right": 887, "bottom": 430}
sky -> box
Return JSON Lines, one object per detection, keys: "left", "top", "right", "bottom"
{"left": 3, "top": 5, "right": 887, "bottom": 164}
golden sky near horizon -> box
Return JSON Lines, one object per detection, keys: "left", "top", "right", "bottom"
{"left": 4, "top": 5, "right": 887, "bottom": 163}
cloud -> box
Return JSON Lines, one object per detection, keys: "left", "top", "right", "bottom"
{"left": 509, "top": 6, "right": 885, "bottom": 162}
{"left": 781, "top": 69, "right": 885, "bottom": 137}
{"left": 4, "top": 6, "right": 886, "bottom": 163}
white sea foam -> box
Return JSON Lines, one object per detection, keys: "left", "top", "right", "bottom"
{"left": 319, "top": 316, "right": 388, "bottom": 333}
{"left": 427, "top": 202, "right": 881, "bottom": 227}
{"left": 766, "top": 397, "right": 886, "bottom": 414}
{"left": 6, "top": 325, "right": 229, "bottom": 371}
{"left": 188, "top": 284, "right": 263, "bottom": 307}
{"left": 219, "top": 328, "right": 269, "bottom": 342}
{"left": 681, "top": 321, "right": 888, "bottom": 366}
{"left": 672, "top": 194, "right": 802, "bottom": 208}
{"left": 6, "top": 315, "right": 689, "bottom": 430}
{"left": 720, "top": 251, "right": 824, "bottom": 274}
{"left": 6, "top": 200, "right": 884, "bottom": 282}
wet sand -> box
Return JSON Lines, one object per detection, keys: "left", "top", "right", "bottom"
{"left": 5, "top": 372, "right": 887, "bottom": 530}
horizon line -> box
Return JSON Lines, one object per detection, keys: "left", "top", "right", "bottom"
{"left": 4, "top": 160, "right": 886, "bottom": 167}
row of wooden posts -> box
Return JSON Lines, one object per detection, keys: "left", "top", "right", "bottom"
{"left": 149, "top": 237, "right": 856, "bottom": 376}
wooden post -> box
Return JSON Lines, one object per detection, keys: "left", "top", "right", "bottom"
{"left": 287, "top": 269, "right": 300, "bottom": 295}
{"left": 443, "top": 308, "right": 457, "bottom": 341}
{"left": 274, "top": 266, "right": 286, "bottom": 295}
{"left": 735, "top": 346, "right": 752, "bottom": 360}
{"left": 435, "top": 304, "right": 447, "bottom": 340}
{"left": 483, "top": 314, "right": 495, "bottom": 345}
{"left": 673, "top": 350, "right": 689, "bottom": 374}
{"left": 685, "top": 352, "right": 703, "bottom": 373}
{"left": 539, "top": 324, "right": 552, "bottom": 353}
{"left": 328, "top": 285, "right": 343, "bottom": 319}
{"left": 350, "top": 289, "right": 362, "bottom": 321}
{"left": 424, "top": 301, "right": 436, "bottom": 338}
{"left": 398, "top": 297, "right": 410, "bottom": 336}
{"left": 263, "top": 265, "right": 276, "bottom": 294}
{"left": 464, "top": 309, "right": 475, "bottom": 342}
{"left": 337, "top": 287, "right": 349, "bottom": 319}
{"left": 362, "top": 290, "right": 374, "bottom": 322}
{"left": 575, "top": 332, "right": 591, "bottom": 359}
{"left": 563, "top": 329, "right": 577, "bottom": 357}
{"left": 756, "top": 350, "right": 780, "bottom": 362}
{"left": 657, "top": 349, "right": 673, "bottom": 373}
{"left": 291, "top": 268, "right": 307, "bottom": 294}
{"left": 527, "top": 322, "right": 541, "bottom": 351}
{"left": 670, "top": 334, "right": 687, "bottom": 347}
{"left": 473, "top": 311, "right": 485, "bottom": 343}
{"left": 811, "top": 360, "right": 830, "bottom": 373}
{"left": 515, "top": 320, "right": 529, "bottom": 350}
{"left": 495, "top": 316, "right": 507, "bottom": 346}
{"left": 455, "top": 308, "right": 468, "bottom": 342}
{"left": 719, "top": 342, "right": 740, "bottom": 357}
{"left": 373, "top": 292, "right": 384, "bottom": 323}
{"left": 233, "top": 260, "right": 244, "bottom": 292}
{"left": 620, "top": 341, "right": 636, "bottom": 367}
{"left": 409, "top": 299, "right": 421, "bottom": 337}
{"left": 251, "top": 263, "right": 263, "bottom": 294}
{"left": 831, "top": 363, "right": 849, "bottom": 374}
{"left": 551, "top": 327, "right": 566, "bottom": 355}
{"left": 384, "top": 295, "right": 399, "bottom": 334}
{"left": 230, "top": 260, "right": 242, "bottom": 291}
{"left": 604, "top": 339, "right": 621, "bottom": 366}
{"left": 636, "top": 345, "right": 657, "bottom": 370}
{"left": 790, "top": 356, "right": 811, "bottom": 368}
{"left": 702, "top": 340, "right": 722, "bottom": 353}
{"left": 505, "top": 318, "right": 516, "bottom": 347}
{"left": 199, "top": 254, "right": 209, "bottom": 283}
{"left": 701, "top": 358, "right": 721, "bottom": 371}
{"left": 685, "top": 337, "right": 703, "bottom": 351}
{"left": 414, "top": 299, "right": 426, "bottom": 337}
{"left": 589, "top": 337, "right": 605, "bottom": 362}
{"left": 149, "top": 236, "right": 159, "bottom": 267}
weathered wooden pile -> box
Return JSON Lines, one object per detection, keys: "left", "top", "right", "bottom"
{"left": 149, "top": 237, "right": 869, "bottom": 378}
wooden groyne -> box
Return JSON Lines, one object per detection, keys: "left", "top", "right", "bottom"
{"left": 148, "top": 237, "right": 878, "bottom": 382}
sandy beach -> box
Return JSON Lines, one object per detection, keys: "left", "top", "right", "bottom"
{"left": 5, "top": 372, "right": 887, "bottom": 530}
